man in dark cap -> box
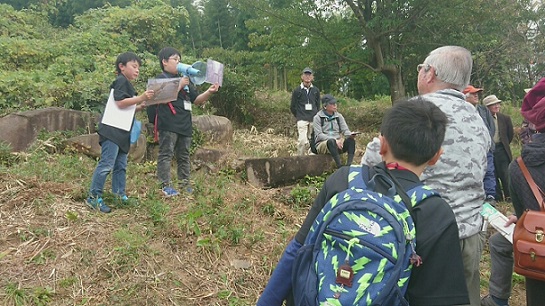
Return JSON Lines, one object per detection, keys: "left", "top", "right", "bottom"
{"left": 290, "top": 67, "right": 320, "bottom": 155}
{"left": 312, "top": 94, "right": 356, "bottom": 168}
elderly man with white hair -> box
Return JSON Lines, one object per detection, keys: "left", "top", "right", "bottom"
{"left": 362, "top": 46, "right": 491, "bottom": 306}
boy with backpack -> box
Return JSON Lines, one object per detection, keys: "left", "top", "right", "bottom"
{"left": 257, "top": 97, "right": 469, "bottom": 305}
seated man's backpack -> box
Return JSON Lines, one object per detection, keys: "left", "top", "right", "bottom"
{"left": 292, "top": 164, "right": 438, "bottom": 305}
{"left": 513, "top": 157, "right": 545, "bottom": 281}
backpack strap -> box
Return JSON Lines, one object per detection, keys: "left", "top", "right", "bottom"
{"left": 373, "top": 162, "right": 438, "bottom": 220}
{"left": 153, "top": 106, "right": 159, "bottom": 143}
{"left": 348, "top": 164, "right": 397, "bottom": 198}
{"left": 347, "top": 165, "right": 367, "bottom": 190}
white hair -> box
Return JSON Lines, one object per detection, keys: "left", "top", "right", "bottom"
{"left": 424, "top": 46, "right": 472, "bottom": 91}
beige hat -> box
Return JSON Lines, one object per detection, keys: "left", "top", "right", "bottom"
{"left": 483, "top": 95, "right": 502, "bottom": 106}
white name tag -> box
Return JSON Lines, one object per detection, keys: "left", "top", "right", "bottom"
{"left": 305, "top": 104, "right": 312, "bottom": 111}
{"left": 184, "top": 101, "right": 192, "bottom": 111}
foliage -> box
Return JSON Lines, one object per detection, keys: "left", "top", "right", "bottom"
{"left": 0, "top": 141, "right": 17, "bottom": 167}
{"left": 0, "top": 3, "right": 190, "bottom": 111}
{"left": 208, "top": 68, "right": 258, "bottom": 125}
{"left": 232, "top": 0, "right": 542, "bottom": 102}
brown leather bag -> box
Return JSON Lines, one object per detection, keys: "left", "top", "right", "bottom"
{"left": 513, "top": 157, "right": 545, "bottom": 281}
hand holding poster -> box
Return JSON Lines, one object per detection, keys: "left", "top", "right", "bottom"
{"left": 205, "top": 59, "right": 224, "bottom": 87}
{"left": 146, "top": 78, "right": 181, "bottom": 105}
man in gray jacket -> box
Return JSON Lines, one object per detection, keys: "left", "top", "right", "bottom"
{"left": 362, "top": 46, "right": 491, "bottom": 306}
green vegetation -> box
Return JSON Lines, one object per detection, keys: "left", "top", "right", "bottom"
{"left": 1, "top": 0, "right": 544, "bottom": 117}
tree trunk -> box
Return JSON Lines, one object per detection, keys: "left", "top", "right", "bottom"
{"left": 273, "top": 66, "right": 278, "bottom": 90}
{"left": 383, "top": 67, "right": 406, "bottom": 104}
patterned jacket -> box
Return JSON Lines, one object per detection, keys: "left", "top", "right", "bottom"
{"left": 362, "top": 89, "right": 491, "bottom": 239}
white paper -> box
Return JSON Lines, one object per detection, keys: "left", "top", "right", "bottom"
{"left": 146, "top": 78, "right": 180, "bottom": 105}
{"left": 205, "top": 59, "right": 224, "bottom": 87}
{"left": 101, "top": 89, "right": 136, "bottom": 131}
{"left": 481, "top": 203, "right": 515, "bottom": 243}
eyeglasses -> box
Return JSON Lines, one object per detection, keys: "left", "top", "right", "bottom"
{"left": 168, "top": 56, "right": 180, "bottom": 62}
{"left": 417, "top": 63, "right": 438, "bottom": 76}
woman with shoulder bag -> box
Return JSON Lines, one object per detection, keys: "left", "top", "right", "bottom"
{"left": 509, "top": 83, "right": 545, "bottom": 306}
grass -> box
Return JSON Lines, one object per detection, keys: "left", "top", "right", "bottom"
{"left": 0, "top": 91, "right": 528, "bottom": 305}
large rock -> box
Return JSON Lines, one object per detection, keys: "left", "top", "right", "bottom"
{"left": 64, "top": 133, "right": 146, "bottom": 162}
{"left": 0, "top": 107, "right": 98, "bottom": 152}
{"left": 245, "top": 155, "right": 336, "bottom": 188}
{"left": 193, "top": 115, "right": 233, "bottom": 144}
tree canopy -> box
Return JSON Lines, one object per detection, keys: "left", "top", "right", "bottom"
{"left": 0, "top": 0, "right": 543, "bottom": 111}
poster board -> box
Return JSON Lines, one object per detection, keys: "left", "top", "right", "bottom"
{"left": 146, "top": 78, "right": 181, "bottom": 105}
{"left": 101, "top": 89, "right": 136, "bottom": 131}
{"left": 205, "top": 59, "right": 224, "bottom": 87}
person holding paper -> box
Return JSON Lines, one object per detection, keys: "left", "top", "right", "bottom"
{"left": 88, "top": 52, "right": 154, "bottom": 213}
{"left": 154, "top": 47, "right": 219, "bottom": 196}
{"left": 481, "top": 82, "right": 545, "bottom": 306}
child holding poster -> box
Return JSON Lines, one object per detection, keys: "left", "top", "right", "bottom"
{"left": 87, "top": 52, "right": 154, "bottom": 213}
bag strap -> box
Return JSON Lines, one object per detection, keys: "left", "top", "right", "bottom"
{"left": 516, "top": 156, "right": 545, "bottom": 211}
{"left": 357, "top": 163, "right": 416, "bottom": 220}
{"left": 375, "top": 162, "right": 416, "bottom": 220}
{"left": 153, "top": 107, "right": 159, "bottom": 143}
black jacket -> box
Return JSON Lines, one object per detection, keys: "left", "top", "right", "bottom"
{"left": 495, "top": 112, "right": 514, "bottom": 160}
{"left": 290, "top": 84, "right": 320, "bottom": 122}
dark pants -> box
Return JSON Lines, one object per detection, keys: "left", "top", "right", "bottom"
{"left": 484, "top": 151, "right": 496, "bottom": 198}
{"left": 326, "top": 138, "right": 355, "bottom": 168}
{"left": 493, "top": 143, "right": 510, "bottom": 201}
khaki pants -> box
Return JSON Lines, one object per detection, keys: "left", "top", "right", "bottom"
{"left": 460, "top": 233, "right": 483, "bottom": 306}
{"left": 296, "top": 120, "right": 312, "bottom": 156}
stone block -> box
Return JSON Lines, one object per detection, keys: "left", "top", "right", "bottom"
{"left": 245, "top": 155, "right": 336, "bottom": 188}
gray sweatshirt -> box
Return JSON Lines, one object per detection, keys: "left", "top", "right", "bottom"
{"left": 362, "top": 89, "right": 491, "bottom": 239}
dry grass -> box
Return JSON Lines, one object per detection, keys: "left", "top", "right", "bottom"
{"left": 0, "top": 129, "right": 308, "bottom": 306}
{"left": 0, "top": 94, "right": 528, "bottom": 305}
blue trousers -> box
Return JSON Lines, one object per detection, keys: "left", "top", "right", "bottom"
{"left": 89, "top": 139, "right": 128, "bottom": 198}
{"left": 484, "top": 151, "right": 496, "bottom": 198}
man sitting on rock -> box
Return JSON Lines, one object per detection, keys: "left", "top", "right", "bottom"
{"left": 312, "top": 94, "right": 356, "bottom": 168}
